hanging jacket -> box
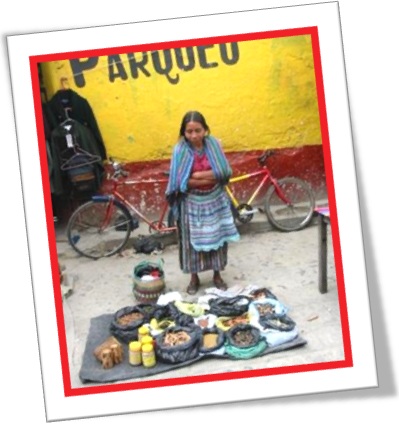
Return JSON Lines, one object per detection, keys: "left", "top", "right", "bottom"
{"left": 47, "top": 89, "right": 107, "bottom": 160}
{"left": 50, "top": 119, "right": 104, "bottom": 195}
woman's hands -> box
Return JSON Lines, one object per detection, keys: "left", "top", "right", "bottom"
{"left": 191, "top": 170, "right": 215, "bottom": 180}
{"left": 188, "top": 170, "right": 217, "bottom": 188}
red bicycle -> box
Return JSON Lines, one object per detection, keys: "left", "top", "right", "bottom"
{"left": 225, "top": 150, "right": 316, "bottom": 231}
{"left": 66, "top": 159, "right": 176, "bottom": 259}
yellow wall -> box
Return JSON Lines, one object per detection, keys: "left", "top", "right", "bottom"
{"left": 41, "top": 35, "right": 321, "bottom": 162}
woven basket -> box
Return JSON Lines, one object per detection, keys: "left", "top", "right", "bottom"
{"left": 132, "top": 259, "right": 165, "bottom": 304}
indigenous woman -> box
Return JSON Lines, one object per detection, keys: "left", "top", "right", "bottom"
{"left": 166, "top": 111, "right": 240, "bottom": 295}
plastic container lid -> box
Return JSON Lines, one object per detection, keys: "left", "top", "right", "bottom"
{"left": 142, "top": 343, "right": 154, "bottom": 352}
{"left": 138, "top": 326, "right": 150, "bottom": 335}
{"left": 129, "top": 341, "right": 142, "bottom": 350}
{"left": 141, "top": 335, "right": 153, "bottom": 345}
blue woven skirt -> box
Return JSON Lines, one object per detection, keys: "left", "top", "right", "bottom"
{"left": 177, "top": 186, "right": 240, "bottom": 274}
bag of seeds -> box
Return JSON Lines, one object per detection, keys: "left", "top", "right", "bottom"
{"left": 225, "top": 324, "right": 268, "bottom": 359}
{"left": 248, "top": 287, "right": 277, "bottom": 300}
{"left": 155, "top": 325, "right": 201, "bottom": 364}
{"left": 109, "top": 305, "right": 147, "bottom": 344}
{"left": 248, "top": 298, "right": 288, "bottom": 324}
{"left": 199, "top": 326, "right": 225, "bottom": 355}
{"left": 225, "top": 323, "right": 262, "bottom": 349}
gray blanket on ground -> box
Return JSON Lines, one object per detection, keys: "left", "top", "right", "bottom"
{"left": 79, "top": 313, "right": 307, "bottom": 384}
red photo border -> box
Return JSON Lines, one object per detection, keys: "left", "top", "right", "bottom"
{"left": 29, "top": 25, "right": 352, "bottom": 397}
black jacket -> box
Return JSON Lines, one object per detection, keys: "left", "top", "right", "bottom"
{"left": 50, "top": 119, "right": 105, "bottom": 195}
{"left": 47, "top": 89, "right": 107, "bottom": 160}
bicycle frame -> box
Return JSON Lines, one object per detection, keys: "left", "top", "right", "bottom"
{"left": 226, "top": 166, "right": 291, "bottom": 211}
{"left": 226, "top": 169, "right": 269, "bottom": 209}
{"left": 97, "top": 174, "right": 176, "bottom": 234}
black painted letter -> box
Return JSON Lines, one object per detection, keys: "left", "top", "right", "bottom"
{"left": 174, "top": 47, "right": 195, "bottom": 71}
{"left": 151, "top": 50, "right": 179, "bottom": 84}
{"left": 108, "top": 55, "right": 128, "bottom": 82}
{"left": 127, "top": 52, "right": 151, "bottom": 78}
{"left": 69, "top": 58, "right": 99, "bottom": 88}
{"left": 220, "top": 43, "right": 239, "bottom": 65}
{"left": 197, "top": 45, "right": 218, "bottom": 69}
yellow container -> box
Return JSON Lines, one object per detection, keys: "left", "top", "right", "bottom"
{"left": 141, "top": 335, "right": 154, "bottom": 346}
{"left": 142, "top": 343, "right": 156, "bottom": 368}
{"left": 138, "top": 325, "right": 150, "bottom": 341}
{"left": 129, "top": 341, "right": 142, "bottom": 366}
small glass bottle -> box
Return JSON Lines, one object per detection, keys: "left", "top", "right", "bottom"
{"left": 141, "top": 342, "right": 156, "bottom": 368}
{"left": 129, "top": 341, "right": 142, "bottom": 366}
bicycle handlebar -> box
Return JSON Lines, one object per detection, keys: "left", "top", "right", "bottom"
{"left": 108, "top": 157, "right": 129, "bottom": 178}
{"left": 106, "top": 158, "right": 171, "bottom": 183}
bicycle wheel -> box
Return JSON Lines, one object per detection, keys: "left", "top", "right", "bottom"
{"left": 264, "top": 177, "right": 315, "bottom": 232}
{"left": 67, "top": 200, "right": 133, "bottom": 259}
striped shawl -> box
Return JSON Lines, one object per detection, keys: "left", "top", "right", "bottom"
{"left": 165, "top": 135, "right": 232, "bottom": 212}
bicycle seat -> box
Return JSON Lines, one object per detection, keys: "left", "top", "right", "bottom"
{"left": 258, "top": 150, "right": 275, "bottom": 165}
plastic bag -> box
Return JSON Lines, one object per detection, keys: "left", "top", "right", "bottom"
{"left": 225, "top": 324, "right": 262, "bottom": 349}
{"left": 133, "top": 236, "right": 164, "bottom": 254}
{"left": 248, "top": 287, "right": 277, "bottom": 301}
{"left": 208, "top": 295, "right": 251, "bottom": 317}
{"left": 248, "top": 298, "right": 288, "bottom": 324}
{"left": 215, "top": 313, "right": 250, "bottom": 331}
{"left": 259, "top": 314, "right": 296, "bottom": 332}
{"left": 109, "top": 305, "right": 146, "bottom": 344}
{"left": 133, "top": 259, "right": 165, "bottom": 279}
{"left": 224, "top": 324, "right": 268, "bottom": 359}
{"left": 155, "top": 325, "right": 201, "bottom": 364}
{"left": 152, "top": 303, "right": 194, "bottom": 327}
{"left": 261, "top": 327, "right": 299, "bottom": 347}
{"left": 224, "top": 338, "right": 268, "bottom": 359}
{"left": 174, "top": 300, "right": 205, "bottom": 317}
{"left": 194, "top": 314, "right": 218, "bottom": 329}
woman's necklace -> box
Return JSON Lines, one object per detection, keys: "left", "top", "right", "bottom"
{"left": 195, "top": 147, "right": 204, "bottom": 155}
{"left": 191, "top": 141, "right": 204, "bottom": 154}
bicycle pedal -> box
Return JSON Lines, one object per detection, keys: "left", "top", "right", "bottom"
{"left": 239, "top": 209, "right": 259, "bottom": 216}
{"left": 239, "top": 210, "right": 254, "bottom": 216}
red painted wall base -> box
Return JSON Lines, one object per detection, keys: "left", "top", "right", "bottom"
{"left": 99, "top": 145, "right": 327, "bottom": 218}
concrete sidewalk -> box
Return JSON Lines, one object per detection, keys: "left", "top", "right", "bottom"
{"left": 56, "top": 211, "right": 344, "bottom": 388}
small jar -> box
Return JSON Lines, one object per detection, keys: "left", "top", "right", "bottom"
{"left": 142, "top": 343, "right": 156, "bottom": 368}
{"left": 141, "top": 335, "right": 154, "bottom": 346}
{"left": 129, "top": 341, "right": 142, "bottom": 366}
{"left": 138, "top": 325, "right": 150, "bottom": 341}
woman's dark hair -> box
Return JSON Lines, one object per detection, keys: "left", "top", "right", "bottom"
{"left": 179, "top": 111, "right": 210, "bottom": 137}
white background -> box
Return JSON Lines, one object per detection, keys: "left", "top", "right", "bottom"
{"left": 1, "top": 1, "right": 397, "bottom": 423}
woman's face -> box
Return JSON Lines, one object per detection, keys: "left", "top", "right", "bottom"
{"left": 184, "top": 121, "right": 206, "bottom": 145}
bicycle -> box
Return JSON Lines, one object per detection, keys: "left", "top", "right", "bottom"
{"left": 66, "top": 159, "right": 176, "bottom": 260}
{"left": 225, "top": 150, "right": 315, "bottom": 232}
